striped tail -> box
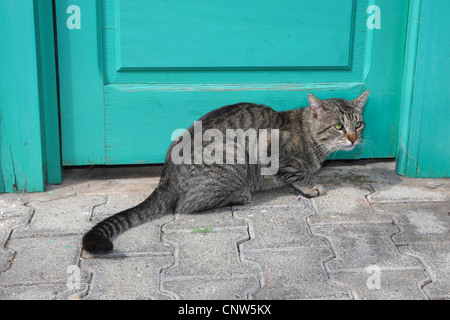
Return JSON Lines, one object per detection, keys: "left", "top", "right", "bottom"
{"left": 82, "top": 186, "right": 176, "bottom": 253}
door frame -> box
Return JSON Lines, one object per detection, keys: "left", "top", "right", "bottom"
{"left": 0, "top": 0, "right": 62, "bottom": 193}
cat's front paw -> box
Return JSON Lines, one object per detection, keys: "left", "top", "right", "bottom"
{"left": 298, "top": 184, "right": 326, "bottom": 198}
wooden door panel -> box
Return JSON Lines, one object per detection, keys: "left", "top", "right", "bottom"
{"left": 105, "top": 83, "right": 363, "bottom": 164}
{"left": 118, "top": 0, "right": 354, "bottom": 69}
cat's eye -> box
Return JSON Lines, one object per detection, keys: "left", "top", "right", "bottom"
{"left": 334, "top": 124, "right": 344, "bottom": 130}
{"left": 355, "top": 122, "right": 363, "bottom": 129}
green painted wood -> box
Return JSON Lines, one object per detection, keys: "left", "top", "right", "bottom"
{"left": 55, "top": 0, "right": 105, "bottom": 166}
{"left": 101, "top": 0, "right": 364, "bottom": 85}
{"left": 118, "top": 0, "right": 354, "bottom": 69}
{"left": 0, "top": 0, "right": 62, "bottom": 193}
{"left": 0, "top": 173, "right": 4, "bottom": 194}
{"left": 0, "top": 155, "right": 4, "bottom": 193}
{"left": 105, "top": 83, "right": 363, "bottom": 164}
{"left": 57, "top": 0, "right": 408, "bottom": 166}
{"left": 36, "top": 0, "right": 63, "bottom": 184}
{"left": 331, "top": 0, "right": 409, "bottom": 160}
{"left": 397, "top": 0, "right": 450, "bottom": 178}
{"left": 0, "top": 1, "right": 47, "bottom": 192}
{"left": 396, "top": 0, "right": 422, "bottom": 177}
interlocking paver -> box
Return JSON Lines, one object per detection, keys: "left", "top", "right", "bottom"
{"left": 81, "top": 256, "right": 173, "bottom": 300}
{"left": 0, "top": 283, "right": 89, "bottom": 300}
{"left": 12, "top": 196, "right": 107, "bottom": 238}
{"left": 237, "top": 187, "right": 308, "bottom": 209}
{"left": 0, "top": 236, "right": 82, "bottom": 286}
{"left": 234, "top": 206, "right": 328, "bottom": 250}
{"left": 311, "top": 223, "right": 423, "bottom": 272}
{"left": 0, "top": 161, "right": 448, "bottom": 300}
{"left": 373, "top": 202, "right": 450, "bottom": 244}
{"left": 309, "top": 186, "right": 392, "bottom": 225}
{"left": 161, "top": 228, "right": 260, "bottom": 299}
{"left": 330, "top": 270, "right": 429, "bottom": 300}
{"left": 0, "top": 205, "right": 32, "bottom": 246}
{"left": 92, "top": 194, "right": 148, "bottom": 216}
{"left": 399, "top": 243, "right": 450, "bottom": 299}
{"left": 368, "top": 185, "right": 448, "bottom": 203}
{"left": 0, "top": 248, "right": 14, "bottom": 273}
{"left": 243, "top": 248, "right": 350, "bottom": 300}
{"left": 163, "top": 208, "right": 247, "bottom": 233}
{"left": 162, "top": 277, "right": 259, "bottom": 300}
{"left": 162, "top": 230, "right": 258, "bottom": 280}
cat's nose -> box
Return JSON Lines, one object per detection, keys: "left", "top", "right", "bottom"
{"left": 347, "top": 133, "right": 357, "bottom": 144}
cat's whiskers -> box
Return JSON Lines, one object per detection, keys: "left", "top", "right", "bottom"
{"left": 312, "top": 142, "right": 334, "bottom": 158}
{"left": 330, "top": 144, "right": 345, "bottom": 161}
{"left": 360, "top": 136, "right": 380, "bottom": 158}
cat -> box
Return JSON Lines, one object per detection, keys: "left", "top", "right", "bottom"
{"left": 82, "top": 90, "right": 369, "bottom": 253}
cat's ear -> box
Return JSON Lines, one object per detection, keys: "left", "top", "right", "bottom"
{"left": 353, "top": 90, "right": 370, "bottom": 112}
{"left": 308, "top": 92, "right": 328, "bottom": 119}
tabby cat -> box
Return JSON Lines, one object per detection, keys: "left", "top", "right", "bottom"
{"left": 83, "top": 91, "right": 369, "bottom": 253}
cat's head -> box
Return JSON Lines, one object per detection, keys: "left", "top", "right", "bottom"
{"left": 307, "top": 91, "right": 370, "bottom": 153}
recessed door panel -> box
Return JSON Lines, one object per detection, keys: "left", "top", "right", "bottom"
{"left": 118, "top": 0, "right": 354, "bottom": 69}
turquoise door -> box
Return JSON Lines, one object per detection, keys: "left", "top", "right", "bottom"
{"left": 56, "top": 0, "right": 408, "bottom": 166}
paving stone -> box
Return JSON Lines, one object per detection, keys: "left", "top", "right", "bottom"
{"left": 311, "top": 223, "right": 423, "bottom": 272}
{"left": 12, "top": 196, "right": 107, "bottom": 238}
{"left": 238, "top": 187, "right": 312, "bottom": 209}
{"left": 399, "top": 243, "right": 450, "bottom": 299}
{"left": 45, "top": 178, "right": 157, "bottom": 198}
{"left": 330, "top": 270, "right": 429, "bottom": 300}
{"left": 92, "top": 194, "right": 148, "bottom": 216}
{"left": 373, "top": 203, "right": 450, "bottom": 244}
{"left": 0, "top": 196, "right": 28, "bottom": 214}
{"left": 0, "top": 283, "right": 89, "bottom": 300}
{"left": 0, "top": 248, "right": 14, "bottom": 273}
{"left": 0, "top": 236, "right": 82, "bottom": 286}
{"left": 44, "top": 180, "right": 111, "bottom": 197}
{"left": 79, "top": 178, "right": 157, "bottom": 196}
{"left": 308, "top": 186, "right": 392, "bottom": 225}
{"left": 81, "top": 256, "right": 173, "bottom": 300}
{"left": 313, "top": 165, "right": 377, "bottom": 187}
{"left": 243, "top": 248, "right": 350, "bottom": 300}
{"left": 234, "top": 206, "right": 328, "bottom": 250}
{"left": 0, "top": 198, "right": 31, "bottom": 269}
{"left": 162, "top": 230, "right": 259, "bottom": 280}
{"left": 352, "top": 160, "right": 406, "bottom": 185}
{"left": 163, "top": 208, "right": 247, "bottom": 233}
{"left": 82, "top": 215, "right": 174, "bottom": 258}
{"left": 0, "top": 207, "right": 33, "bottom": 246}
{"left": 1, "top": 163, "right": 447, "bottom": 300}
{"left": 162, "top": 277, "right": 259, "bottom": 300}
{"left": 367, "top": 185, "right": 448, "bottom": 203}
{"left": 422, "top": 180, "right": 450, "bottom": 200}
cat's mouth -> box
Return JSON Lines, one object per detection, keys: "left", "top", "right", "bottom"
{"left": 341, "top": 141, "right": 360, "bottom": 151}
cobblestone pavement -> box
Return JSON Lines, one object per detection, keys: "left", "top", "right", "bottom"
{"left": 0, "top": 160, "right": 448, "bottom": 300}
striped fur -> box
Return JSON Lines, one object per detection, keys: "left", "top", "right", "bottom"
{"left": 82, "top": 91, "right": 369, "bottom": 253}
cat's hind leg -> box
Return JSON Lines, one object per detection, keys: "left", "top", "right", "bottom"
{"left": 175, "top": 186, "right": 251, "bottom": 213}
{"left": 216, "top": 189, "right": 251, "bottom": 207}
